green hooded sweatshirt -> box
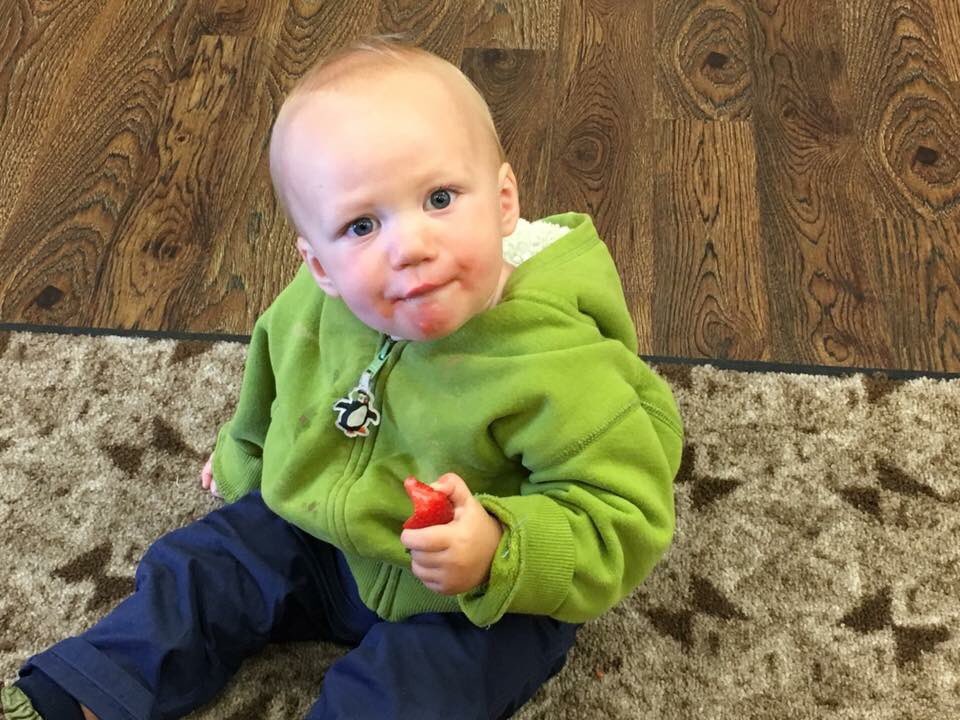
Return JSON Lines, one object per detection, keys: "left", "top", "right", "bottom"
{"left": 213, "top": 212, "right": 683, "bottom": 627}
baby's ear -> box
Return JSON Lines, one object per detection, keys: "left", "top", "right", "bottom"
{"left": 497, "top": 162, "right": 520, "bottom": 237}
{"left": 296, "top": 237, "right": 340, "bottom": 297}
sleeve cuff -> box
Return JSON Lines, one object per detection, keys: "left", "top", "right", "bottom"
{"left": 211, "top": 422, "right": 263, "bottom": 503}
{"left": 457, "top": 494, "right": 575, "bottom": 626}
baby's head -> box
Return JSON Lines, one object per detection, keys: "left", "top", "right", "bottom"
{"left": 269, "top": 37, "right": 520, "bottom": 341}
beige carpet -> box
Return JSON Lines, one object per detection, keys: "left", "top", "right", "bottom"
{"left": 1, "top": 329, "right": 959, "bottom": 719}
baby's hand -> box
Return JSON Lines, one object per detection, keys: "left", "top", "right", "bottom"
{"left": 400, "top": 473, "right": 503, "bottom": 596}
{"left": 200, "top": 453, "right": 221, "bottom": 498}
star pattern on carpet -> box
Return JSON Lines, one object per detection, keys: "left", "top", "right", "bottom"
{"left": 51, "top": 541, "right": 134, "bottom": 613}
{"left": 674, "top": 443, "right": 743, "bottom": 510}
{"left": 875, "top": 459, "right": 942, "bottom": 501}
{"left": 837, "top": 485, "right": 881, "bottom": 519}
{"left": 646, "top": 575, "right": 748, "bottom": 651}
{"left": 838, "top": 586, "right": 951, "bottom": 667}
{"left": 837, "top": 458, "right": 950, "bottom": 519}
{"left": 101, "top": 416, "right": 203, "bottom": 478}
{"left": 170, "top": 339, "right": 213, "bottom": 365}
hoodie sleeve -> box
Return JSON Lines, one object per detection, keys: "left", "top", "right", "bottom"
{"left": 458, "top": 366, "right": 683, "bottom": 627}
{"left": 211, "top": 306, "right": 277, "bottom": 502}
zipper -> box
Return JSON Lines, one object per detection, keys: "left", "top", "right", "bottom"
{"left": 358, "top": 335, "right": 397, "bottom": 395}
{"left": 331, "top": 334, "right": 397, "bottom": 438}
{"left": 330, "top": 334, "right": 400, "bottom": 553}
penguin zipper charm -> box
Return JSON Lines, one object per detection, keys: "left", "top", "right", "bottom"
{"left": 333, "top": 336, "right": 396, "bottom": 438}
{"left": 333, "top": 374, "right": 380, "bottom": 437}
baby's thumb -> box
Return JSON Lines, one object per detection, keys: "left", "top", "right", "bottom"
{"left": 434, "top": 472, "right": 471, "bottom": 509}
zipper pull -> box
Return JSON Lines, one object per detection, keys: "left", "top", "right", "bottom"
{"left": 332, "top": 336, "right": 397, "bottom": 438}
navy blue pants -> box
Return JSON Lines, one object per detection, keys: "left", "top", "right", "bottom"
{"left": 16, "top": 492, "right": 578, "bottom": 719}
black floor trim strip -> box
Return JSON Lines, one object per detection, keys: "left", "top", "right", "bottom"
{"left": 1, "top": 322, "right": 957, "bottom": 380}
{"left": 0, "top": 322, "right": 248, "bottom": 344}
{"left": 642, "top": 354, "right": 960, "bottom": 381}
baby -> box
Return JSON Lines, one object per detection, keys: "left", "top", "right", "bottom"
{"left": 3, "top": 37, "right": 683, "bottom": 719}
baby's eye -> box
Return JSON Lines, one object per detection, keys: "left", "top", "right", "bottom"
{"left": 427, "top": 188, "right": 455, "bottom": 210}
{"left": 346, "top": 217, "right": 377, "bottom": 237}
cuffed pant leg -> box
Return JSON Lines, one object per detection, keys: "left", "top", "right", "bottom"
{"left": 308, "top": 612, "right": 579, "bottom": 720}
{"left": 19, "top": 492, "right": 371, "bottom": 720}
{"left": 15, "top": 667, "right": 85, "bottom": 720}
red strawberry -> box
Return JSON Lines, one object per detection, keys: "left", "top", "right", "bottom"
{"left": 402, "top": 476, "right": 454, "bottom": 529}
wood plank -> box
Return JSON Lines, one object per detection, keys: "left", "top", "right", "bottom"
{"left": 0, "top": 0, "right": 34, "bottom": 118}
{"left": 91, "top": 0, "right": 303, "bottom": 332}
{"left": 653, "top": 118, "right": 769, "bottom": 360}
{"left": 654, "top": 0, "right": 753, "bottom": 120}
{"left": 839, "top": 0, "right": 960, "bottom": 371}
{"left": 547, "top": 0, "right": 655, "bottom": 350}
{"left": 267, "top": 1, "right": 381, "bottom": 93}
{"left": 90, "top": 35, "right": 263, "bottom": 330}
{"left": 195, "top": 1, "right": 385, "bottom": 332}
{"left": 840, "top": 0, "right": 960, "bottom": 221}
{"left": 194, "top": 0, "right": 267, "bottom": 36}
{"left": 931, "top": 0, "right": 960, "bottom": 83}
{"left": 463, "top": 0, "right": 562, "bottom": 50}
{"left": 461, "top": 48, "right": 554, "bottom": 221}
{"left": 211, "top": 2, "right": 388, "bottom": 330}
{"left": 0, "top": 0, "right": 219, "bottom": 327}
{"left": 875, "top": 216, "right": 960, "bottom": 372}
{"left": 0, "top": 0, "right": 110, "bottom": 249}
{"left": 377, "top": 0, "right": 468, "bottom": 63}
{"left": 749, "top": 0, "right": 894, "bottom": 367}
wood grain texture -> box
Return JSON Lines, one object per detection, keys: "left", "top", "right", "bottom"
{"left": 749, "top": 0, "right": 894, "bottom": 367}
{"left": 0, "top": 0, "right": 33, "bottom": 127}
{"left": 377, "top": 0, "right": 467, "bottom": 63}
{"left": 463, "top": 0, "right": 562, "bottom": 50}
{"left": 653, "top": 118, "right": 768, "bottom": 360}
{"left": 0, "top": 0, "right": 958, "bottom": 372}
{"left": 0, "top": 0, "right": 203, "bottom": 327}
{"left": 0, "top": 0, "right": 109, "bottom": 253}
{"left": 838, "top": 0, "right": 960, "bottom": 373}
{"left": 548, "top": 0, "right": 655, "bottom": 349}
{"left": 841, "top": 0, "right": 960, "bottom": 220}
{"left": 655, "top": 0, "right": 753, "bottom": 120}
{"left": 876, "top": 216, "right": 960, "bottom": 371}
{"left": 269, "top": 0, "right": 381, "bottom": 91}
{"left": 90, "top": 35, "right": 262, "bottom": 330}
{"left": 462, "top": 48, "right": 554, "bottom": 221}
{"left": 932, "top": 0, "right": 960, "bottom": 83}
{"left": 195, "top": 0, "right": 266, "bottom": 36}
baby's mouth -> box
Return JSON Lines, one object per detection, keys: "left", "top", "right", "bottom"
{"left": 396, "top": 280, "right": 451, "bottom": 301}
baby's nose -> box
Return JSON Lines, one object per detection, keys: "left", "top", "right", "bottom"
{"left": 388, "top": 219, "right": 436, "bottom": 268}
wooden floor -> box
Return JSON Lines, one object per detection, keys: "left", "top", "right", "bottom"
{"left": 1, "top": 0, "right": 959, "bottom": 372}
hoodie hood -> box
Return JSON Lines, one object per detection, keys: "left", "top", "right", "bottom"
{"left": 502, "top": 216, "right": 572, "bottom": 266}
{"left": 498, "top": 212, "right": 639, "bottom": 354}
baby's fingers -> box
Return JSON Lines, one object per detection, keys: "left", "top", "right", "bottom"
{"left": 200, "top": 455, "right": 215, "bottom": 489}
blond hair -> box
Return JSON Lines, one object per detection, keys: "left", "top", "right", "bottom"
{"left": 285, "top": 34, "right": 504, "bottom": 160}
{"left": 269, "top": 35, "right": 506, "bottom": 236}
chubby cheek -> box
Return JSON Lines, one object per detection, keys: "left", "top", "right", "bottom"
{"left": 336, "top": 276, "right": 394, "bottom": 326}
{"left": 358, "top": 292, "right": 398, "bottom": 326}
{"left": 458, "top": 247, "right": 502, "bottom": 298}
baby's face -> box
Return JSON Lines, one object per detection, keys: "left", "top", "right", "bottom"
{"left": 279, "top": 68, "right": 518, "bottom": 341}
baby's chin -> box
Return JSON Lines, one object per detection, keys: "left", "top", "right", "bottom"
{"left": 378, "top": 302, "right": 484, "bottom": 342}
{"left": 388, "top": 314, "right": 470, "bottom": 342}
{"left": 357, "top": 279, "right": 506, "bottom": 341}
